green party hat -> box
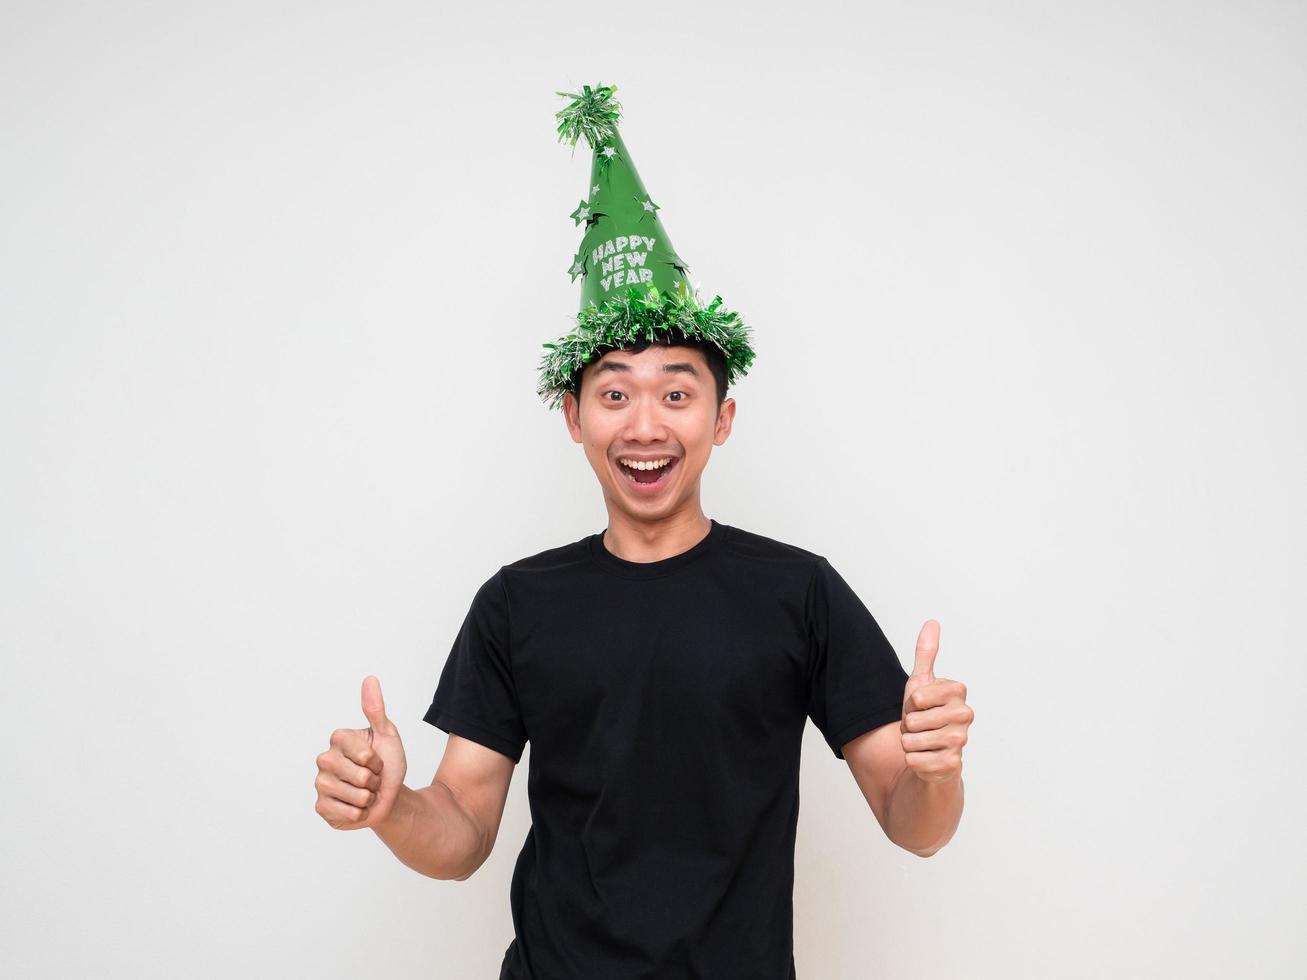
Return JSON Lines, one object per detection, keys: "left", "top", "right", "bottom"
{"left": 537, "top": 84, "right": 756, "bottom": 410}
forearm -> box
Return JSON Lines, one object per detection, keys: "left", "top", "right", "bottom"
{"left": 372, "top": 782, "right": 487, "bottom": 880}
{"left": 885, "top": 767, "right": 964, "bottom": 857}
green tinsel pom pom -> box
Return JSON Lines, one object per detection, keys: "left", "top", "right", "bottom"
{"left": 536, "top": 285, "right": 757, "bottom": 411}
{"left": 555, "top": 84, "right": 622, "bottom": 150}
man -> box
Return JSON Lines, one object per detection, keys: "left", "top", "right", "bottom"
{"left": 313, "top": 85, "right": 972, "bottom": 979}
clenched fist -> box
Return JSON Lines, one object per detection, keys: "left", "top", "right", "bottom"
{"left": 315, "top": 675, "right": 409, "bottom": 830}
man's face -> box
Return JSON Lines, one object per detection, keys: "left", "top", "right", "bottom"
{"left": 563, "top": 344, "right": 735, "bottom": 520}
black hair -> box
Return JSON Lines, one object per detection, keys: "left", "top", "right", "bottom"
{"left": 572, "top": 333, "right": 729, "bottom": 410}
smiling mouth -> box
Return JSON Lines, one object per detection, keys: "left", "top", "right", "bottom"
{"left": 615, "top": 456, "right": 680, "bottom": 492}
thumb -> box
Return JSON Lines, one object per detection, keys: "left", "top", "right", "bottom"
{"left": 361, "top": 675, "right": 395, "bottom": 735}
{"left": 911, "top": 620, "right": 940, "bottom": 683}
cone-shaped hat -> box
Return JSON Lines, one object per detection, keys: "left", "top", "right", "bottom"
{"left": 537, "top": 84, "right": 757, "bottom": 410}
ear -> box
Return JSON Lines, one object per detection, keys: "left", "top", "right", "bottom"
{"left": 713, "top": 397, "right": 736, "bottom": 446}
{"left": 563, "top": 390, "right": 583, "bottom": 443}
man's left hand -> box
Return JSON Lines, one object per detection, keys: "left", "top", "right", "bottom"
{"left": 900, "top": 620, "right": 972, "bottom": 784}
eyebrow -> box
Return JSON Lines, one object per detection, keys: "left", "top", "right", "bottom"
{"left": 591, "top": 361, "right": 701, "bottom": 380}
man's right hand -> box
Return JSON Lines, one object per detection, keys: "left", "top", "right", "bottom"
{"left": 315, "top": 675, "right": 409, "bottom": 831}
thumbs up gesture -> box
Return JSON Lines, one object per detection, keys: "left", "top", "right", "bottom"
{"left": 900, "top": 621, "right": 972, "bottom": 784}
{"left": 314, "top": 676, "right": 409, "bottom": 830}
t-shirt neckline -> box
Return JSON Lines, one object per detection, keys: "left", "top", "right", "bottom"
{"left": 588, "top": 518, "right": 725, "bottom": 579}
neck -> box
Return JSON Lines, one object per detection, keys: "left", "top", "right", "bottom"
{"left": 601, "top": 506, "right": 712, "bottom": 564}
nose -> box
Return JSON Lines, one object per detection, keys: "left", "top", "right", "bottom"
{"left": 623, "top": 394, "right": 668, "bottom": 443}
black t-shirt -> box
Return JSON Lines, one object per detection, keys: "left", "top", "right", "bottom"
{"left": 423, "top": 519, "right": 909, "bottom": 980}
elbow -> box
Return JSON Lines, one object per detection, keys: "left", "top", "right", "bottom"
{"left": 451, "top": 837, "right": 495, "bottom": 881}
{"left": 446, "top": 847, "right": 489, "bottom": 882}
{"left": 425, "top": 841, "right": 489, "bottom": 882}
{"left": 433, "top": 857, "right": 481, "bottom": 882}
{"left": 423, "top": 859, "right": 475, "bottom": 881}
{"left": 892, "top": 834, "right": 945, "bottom": 858}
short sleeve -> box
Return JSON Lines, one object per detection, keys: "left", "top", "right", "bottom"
{"left": 423, "top": 569, "right": 528, "bottom": 763}
{"left": 805, "top": 556, "right": 910, "bottom": 759}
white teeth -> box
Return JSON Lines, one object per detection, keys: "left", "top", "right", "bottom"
{"left": 618, "top": 456, "right": 673, "bottom": 471}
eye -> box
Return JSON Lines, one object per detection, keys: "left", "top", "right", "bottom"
{"left": 600, "top": 390, "right": 688, "bottom": 403}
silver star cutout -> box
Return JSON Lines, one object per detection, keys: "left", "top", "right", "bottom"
{"left": 601, "top": 146, "right": 617, "bottom": 158}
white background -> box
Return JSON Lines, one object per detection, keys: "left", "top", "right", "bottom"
{"left": 2, "top": 1, "right": 1304, "bottom": 977}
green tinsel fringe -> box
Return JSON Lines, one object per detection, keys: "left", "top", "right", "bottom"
{"left": 555, "top": 84, "right": 622, "bottom": 150}
{"left": 537, "top": 285, "right": 757, "bottom": 411}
